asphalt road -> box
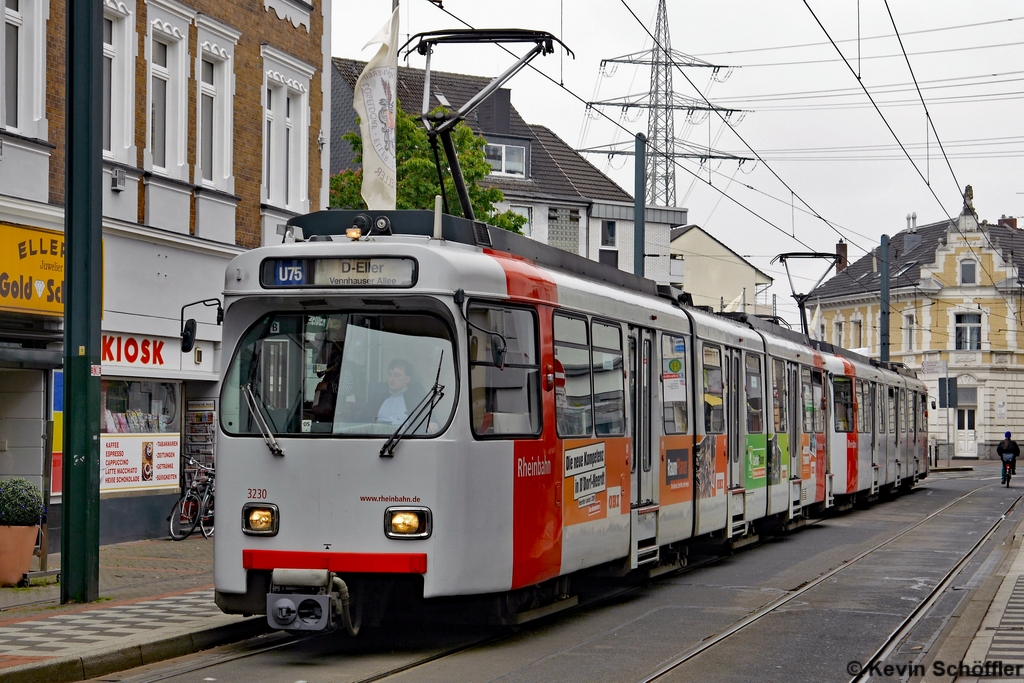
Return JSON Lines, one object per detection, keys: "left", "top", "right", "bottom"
{"left": 96, "top": 464, "right": 1022, "bottom": 683}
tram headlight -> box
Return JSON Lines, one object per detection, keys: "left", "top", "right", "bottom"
{"left": 242, "top": 503, "right": 279, "bottom": 536}
{"left": 384, "top": 507, "right": 432, "bottom": 539}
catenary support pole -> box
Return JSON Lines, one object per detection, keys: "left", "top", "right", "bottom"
{"left": 62, "top": 0, "right": 103, "bottom": 604}
{"left": 634, "top": 133, "right": 646, "bottom": 277}
{"left": 879, "top": 234, "right": 890, "bottom": 364}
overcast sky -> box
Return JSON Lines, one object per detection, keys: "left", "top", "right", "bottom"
{"left": 334, "top": 1, "right": 1024, "bottom": 325}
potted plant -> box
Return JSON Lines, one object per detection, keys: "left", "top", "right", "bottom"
{"left": 0, "top": 478, "right": 45, "bottom": 587}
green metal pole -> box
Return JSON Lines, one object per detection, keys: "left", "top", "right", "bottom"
{"left": 634, "top": 133, "right": 646, "bottom": 277}
{"left": 61, "top": 0, "right": 103, "bottom": 604}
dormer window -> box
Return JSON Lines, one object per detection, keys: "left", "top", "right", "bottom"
{"left": 485, "top": 143, "right": 525, "bottom": 177}
{"left": 960, "top": 260, "right": 976, "bottom": 285}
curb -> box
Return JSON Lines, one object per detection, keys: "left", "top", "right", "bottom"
{"left": 930, "top": 466, "right": 975, "bottom": 472}
{"left": 1, "top": 615, "right": 271, "bottom": 683}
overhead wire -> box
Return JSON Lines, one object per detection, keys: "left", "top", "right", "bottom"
{"left": 414, "top": 0, "right": 894, "bottom": 319}
{"left": 616, "top": 0, "right": 870, "bottom": 258}
{"left": 694, "top": 15, "right": 1024, "bottom": 58}
{"left": 800, "top": 0, "right": 1017, "bottom": 321}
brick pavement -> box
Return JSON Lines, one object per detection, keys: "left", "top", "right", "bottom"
{"left": 0, "top": 535, "right": 265, "bottom": 682}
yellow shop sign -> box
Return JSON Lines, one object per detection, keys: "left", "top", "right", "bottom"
{"left": 0, "top": 223, "right": 64, "bottom": 316}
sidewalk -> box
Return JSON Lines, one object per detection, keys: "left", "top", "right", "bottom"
{"left": 0, "top": 536, "right": 266, "bottom": 682}
{"left": 958, "top": 530, "right": 1024, "bottom": 682}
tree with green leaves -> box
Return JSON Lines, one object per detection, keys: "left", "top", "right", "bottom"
{"left": 330, "top": 103, "right": 527, "bottom": 234}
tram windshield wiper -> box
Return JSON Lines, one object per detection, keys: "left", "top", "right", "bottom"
{"left": 380, "top": 352, "right": 446, "bottom": 458}
{"left": 243, "top": 382, "right": 285, "bottom": 457}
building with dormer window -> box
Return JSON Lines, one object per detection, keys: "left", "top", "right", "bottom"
{"left": 807, "top": 190, "right": 1024, "bottom": 459}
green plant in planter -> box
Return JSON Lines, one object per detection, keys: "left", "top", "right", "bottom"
{"left": 0, "top": 478, "right": 45, "bottom": 526}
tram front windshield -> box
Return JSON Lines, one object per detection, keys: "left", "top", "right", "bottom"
{"left": 222, "top": 312, "right": 456, "bottom": 437}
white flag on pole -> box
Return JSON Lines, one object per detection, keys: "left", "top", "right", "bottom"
{"left": 723, "top": 292, "right": 743, "bottom": 313}
{"left": 353, "top": 8, "right": 399, "bottom": 210}
{"left": 809, "top": 303, "right": 822, "bottom": 340}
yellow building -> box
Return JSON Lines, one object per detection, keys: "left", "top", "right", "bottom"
{"left": 808, "top": 198, "right": 1024, "bottom": 459}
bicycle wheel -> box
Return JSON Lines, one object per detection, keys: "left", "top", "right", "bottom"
{"left": 200, "top": 488, "right": 214, "bottom": 538}
{"left": 169, "top": 491, "right": 202, "bottom": 540}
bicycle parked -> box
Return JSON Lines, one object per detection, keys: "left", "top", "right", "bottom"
{"left": 168, "top": 456, "right": 215, "bottom": 540}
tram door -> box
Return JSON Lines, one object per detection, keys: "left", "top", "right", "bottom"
{"left": 725, "top": 349, "right": 744, "bottom": 488}
{"left": 788, "top": 363, "right": 801, "bottom": 480}
{"left": 628, "top": 327, "right": 656, "bottom": 508}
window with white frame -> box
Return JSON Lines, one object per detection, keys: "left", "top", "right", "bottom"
{"left": 146, "top": 0, "right": 193, "bottom": 180}
{"left": 101, "top": 1, "right": 136, "bottom": 163}
{"left": 150, "top": 39, "right": 168, "bottom": 168}
{"left": 960, "top": 260, "right": 976, "bottom": 285}
{"left": 601, "top": 220, "right": 616, "bottom": 248}
{"left": 195, "top": 16, "right": 239, "bottom": 191}
{"left": 2, "top": 0, "right": 45, "bottom": 138}
{"left": 5, "top": 0, "right": 21, "bottom": 131}
{"left": 509, "top": 205, "right": 531, "bottom": 238}
{"left": 102, "top": 18, "right": 113, "bottom": 151}
{"left": 834, "top": 321, "right": 844, "bottom": 347}
{"left": 262, "top": 45, "right": 315, "bottom": 213}
{"left": 484, "top": 143, "right": 525, "bottom": 177}
{"left": 955, "top": 313, "right": 981, "bottom": 350}
{"left": 904, "top": 314, "right": 915, "bottom": 351}
{"left": 851, "top": 320, "right": 862, "bottom": 349}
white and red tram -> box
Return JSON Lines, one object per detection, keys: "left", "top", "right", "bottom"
{"left": 211, "top": 209, "right": 928, "bottom": 632}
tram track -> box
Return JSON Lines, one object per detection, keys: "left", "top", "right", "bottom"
{"left": 114, "top": 552, "right": 736, "bottom": 683}
{"left": 112, "top": 483, "right": 990, "bottom": 683}
{"left": 633, "top": 483, "right": 1009, "bottom": 683}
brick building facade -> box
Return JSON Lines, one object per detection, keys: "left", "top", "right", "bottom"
{"left": 0, "top": 0, "right": 330, "bottom": 545}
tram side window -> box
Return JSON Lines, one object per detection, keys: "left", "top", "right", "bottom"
{"left": 221, "top": 312, "right": 457, "bottom": 437}
{"left": 745, "top": 354, "right": 764, "bottom": 433}
{"left": 554, "top": 313, "right": 593, "bottom": 437}
{"left": 469, "top": 304, "right": 541, "bottom": 437}
{"left": 899, "top": 389, "right": 908, "bottom": 433}
{"left": 772, "top": 358, "right": 788, "bottom": 433}
{"left": 833, "top": 376, "right": 854, "bottom": 433}
{"left": 877, "top": 384, "right": 886, "bottom": 434}
{"left": 888, "top": 387, "right": 897, "bottom": 433}
{"left": 856, "top": 380, "right": 871, "bottom": 434}
{"left": 661, "top": 334, "right": 688, "bottom": 434}
{"left": 703, "top": 345, "right": 725, "bottom": 433}
{"left": 812, "top": 370, "right": 825, "bottom": 433}
{"left": 921, "top": 393, "right": 929, "bottom": 436}
{"left": 593, "top": 321, "right": 625, "bottom": 436}
{"left": 801, "top": 367, "right": 814, "bottom": 434}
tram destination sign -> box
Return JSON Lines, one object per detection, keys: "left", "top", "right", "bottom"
{"left": 262, "top": 257, "right": 417, "bottom": 288}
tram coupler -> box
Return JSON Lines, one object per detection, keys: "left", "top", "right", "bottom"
{"left": 266, "top": 569, "right": 360, "bottom": 635}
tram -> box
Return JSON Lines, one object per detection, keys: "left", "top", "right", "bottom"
{"left": 210, "top": 207, "right": 928, "bottom": 633}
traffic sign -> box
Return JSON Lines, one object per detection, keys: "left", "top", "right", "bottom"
{"left": 921, "top": 360, "right": 948, "bottom": 375}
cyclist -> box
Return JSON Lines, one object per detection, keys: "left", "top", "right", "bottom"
{"left": 997, "top": 431, "right": 1019, "bottom": 485}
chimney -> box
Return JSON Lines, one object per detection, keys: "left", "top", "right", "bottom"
{"left": 906, "top": 212, "right": 918, "bottom": 233}
{"left": 999, "top": 215, "right": 1018, "bottom": 230}
{"left": 836, "top": 239, "right": 848, "bottom": 273}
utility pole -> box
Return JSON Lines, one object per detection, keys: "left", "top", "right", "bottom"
{"left": 62, "top": 0, "right": 103, "bottom": 604}
{"left": 880, "top": 234, "right": 890, "bottom": 364}
{"left": 580, "top": 0, "right": 748, "bottom": 207}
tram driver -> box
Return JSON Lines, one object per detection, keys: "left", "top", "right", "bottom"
{"left": 369, "top": 358, "right": 438, "bottom": 432}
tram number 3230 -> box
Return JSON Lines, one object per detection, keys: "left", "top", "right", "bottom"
{"left": 247, "top": 488, "right": 268, "bottom": 500}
